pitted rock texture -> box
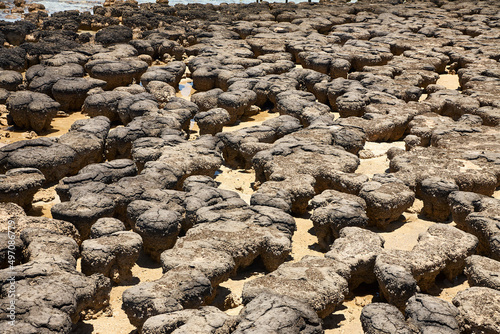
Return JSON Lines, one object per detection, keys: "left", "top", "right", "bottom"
{"left": 360, "top": 303, "right": 412, "bottom": 334}
{"left": 6, "top": 91, "right": 60, "bottom": 132}
{"left": 405, "top": 294, "right": 460, "bottom": 334}
{"left": 252, "top": 139, "right": 359, "bottom": 214}
{"left": 242, "top": 255, "right": 350, "bottom": 318}
{"left": 233, "top": 293, "right": 323, "bottom": 334}
{"left": 0, "top": 203, "right": 110, "bottom": 334}
{"left": 452, "top": 287, "right": 500, "bottom": 334}
{"left": 464, "top": 255, "right": 500, "bottom": 291}
{"left": 309, "top": 189, "right": 368, "bottom": 250}
{"left": 142, "top": 306, "right": 236, "bottom": 334}
{"left": 448, "top": 191, "right": 500, "bottom": 261}
{"left": 374, "top": 224, "right": 478, "bottom": 310}
{"left": 81, "top": 230, "right": 142, "bottom": 283}
{"left": 0, "top": 168, "right": 45, "bottom": 209}
{"left": 358, "top": 174, "right": 415, "bottom": 230}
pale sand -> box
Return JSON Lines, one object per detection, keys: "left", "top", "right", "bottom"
{"left": 356, "top": 141, "right": 405, "bottom": 178}
{"left": 0, "top": 110, "right": 89, "bottom": 145}
{"left": 222, "top": 109, "right": 279, "bottom": 132}
{"left": 28, "top": 185, "right": 60, "bottom": 218}
{"left": 436, "top": 73, "right": 460, "bottom": 90}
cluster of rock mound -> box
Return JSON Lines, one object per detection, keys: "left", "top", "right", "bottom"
{"left": 1, "top": 0, "right": 500, "bottom": 333}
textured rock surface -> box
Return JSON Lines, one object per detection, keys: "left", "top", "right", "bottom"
{"left": 452, "top": 287, "right": 500, "bottom": 334}
{"left": 81, "top": 229, "right": 142, "bottom": 283}
{"left": 6, "top": 91, "right": 60, "bottom": 132}
{"left": 0, "top": 168, "right": 45, "bottom": 208}
{"left": 464, "top": 255, "right": 500, "bottom": 291}
{"left": 360, "top": 303, "right": 411, "bottom": 334}
{"left": 233, "top": 293, "right": 323, "bottom": 334}
{"left": 405, "top": 294, "right": 460, "bottom": 334}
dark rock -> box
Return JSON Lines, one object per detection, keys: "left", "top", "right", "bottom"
{"left": 218, "top": 115, "right": 302, "bottom": 169}
{"left": 374, "top": 250, "right": 418, "bottom": 311}
{"left": 86, "top": 58, "right": 149, "bottom": 90}
{"left": 326, "top": 227, "right": 385, "bottom": 289}
{"left": 95, "top": 26, "right": 133, "bottom": 46}
{"left": 252, "top": 140, "right": 359, "bottom": 214}
{"left": 0, "top": 88, "right": 9, "bottom": 104}
{"left": 0, "top": 138, "right": 77, "bottom": 183}
{"left": 145, "top": 80, "right": 176, "bottom": 107}
{"left": 117, "top": 92, "right": 159, "bottom": 124}
{"left": 464, "top": 255, "right": 500, "bottom": 291}
{"left": 419, "top": 177, "right": 459, "bottom": 222}
{"left": 310, "top": 190, "right": 368, "bottom": 251}
{"left": 217, "top": 89, "right": 257, "bottom": 125}
{"left": 452, "top": 287, "right": 500, "bottom": 334}
{"left": 358, "top": 175, "right": 415, "bottom": 229}
{"left": 83, "top": 90, "right": 132, "bottom": 121}
{"left": 410, "top": 224, "right": 478, "bottom": 291}
{"left": 6, "top": 91, "right": 60, "bottom": 132}
{"left": 51, "top": 192, "right": 116, "bottom": 241}
{"left": 0, "top": 168, "right": 45, "bottom": 209}
{"left": 448, "top": 191, "right": 500, "bottom": 261}
{"left": 242, "top": 255, "right": 349, "bottom": 318}
{"left": 233, "top": 293, "right": 323, "bottom": 334}
{"left": 194, "top": 108, "right": 231, "bottom": 135}
{"left": 0, "top": 47, "right": 27, "bottom": 72}
{"left": 140, "top": 61, "right": 186, "bottom": 88}
{"left": 0, "top": 232, "right": 24, "bottom": 269}
{"left": 90, "top": 217, "right": 126, "bottom": 239}
{"left": 133, "top": 208, "right": 182, "bottom": 261}
{"left": 0, "top": 70, "right": 23, "bottom": 91}
{"left": 57, "top": 116, "right": 110, "bottom": 172}
{"left": 56, "top": 159, "right": 138, "bottom": 202}
{"left": 122, "top": 267, "right": 212, "bottom": 328}
{"left": 26, "top": 63, "right": 84, "bottom": 96}
{"left": 405, "top": 294, "right": 460, "bottom": 334}
{"left": 81, "top": 230, "right": 142, "bottom": 283}
{"left": 360, "top": 303, "right": 411, "bottom": 334}
{"left": 191, "top": 88, "right": 223, "bottom": 112}
{"left": 52, "top": 77, "right": 106, "bottom": 111}
{"left": 142, "top": 307, "right": 235, "bottom": 334}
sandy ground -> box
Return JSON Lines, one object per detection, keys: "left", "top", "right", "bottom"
{"left": 2, "top": 71, "right": 482, "bottom": 333}
{"left": 436, "top": 73, "right": 460, "bottom": 90}
{"left": 0, "top": 110, "right": 89, "bottom": 145}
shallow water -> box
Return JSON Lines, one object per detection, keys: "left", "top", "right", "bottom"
{"left": 1, "top": 0, "right": 315, "bottom": 22}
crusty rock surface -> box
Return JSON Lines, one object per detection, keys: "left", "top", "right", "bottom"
{"left": 464, "top": 255, "right": 500, "bottom": 291}
{"left": 358, "top": 174, "right": 415, "bottom": 229}
{"left": 405, "top": 294, "right": 460, "bottom": 334}
{"left": 448, "top": 191, "right": 500, "bottom": 261}
{"left": 310, "top": 189, "right": 368, "bottom": 250}
{"left": 233, "top": 293, "right": 323, "bottom": 334}
{"left": 0, "top": 168, "right": 45, "bottom": 209}
{"left": 142, "top": 306, "right": 235, "bottom": 334}
{"left": 81, "top": 230, "right": 142, "bottom": 283}
{"left": 6, "top": 91, "right": 60, "bottom": 132}
{"left": 452, "top": 287, "right": 500, "bottom": 334}
{"left": 242, "top": 255, "right": 350, "bottom": 318}
{"left": 374, "top": 224, "right": 478, "bottom": 310}
{"left": 360, "top": 303, "right": 411, "bottom": 334}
